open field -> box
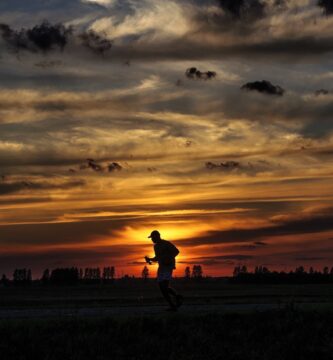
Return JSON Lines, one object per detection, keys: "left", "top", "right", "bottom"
{"left": 1, "top": 280, "right": 333, "bottom": 311}
{"left": 1, "top": 310, "right": 333, "bottom": 360}
{"left": 1, "top": 280, "right": 333, "bottom": 318}
{"left": 1, "top": 281, "right": 333, "bottom": 359}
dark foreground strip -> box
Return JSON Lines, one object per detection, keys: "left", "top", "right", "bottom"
{"left": 0, "top": 309, "right": 333, "bottom": 360}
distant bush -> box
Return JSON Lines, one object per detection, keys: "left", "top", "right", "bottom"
{"left": 231, "top": 265, "right": 333, "bottom": 284}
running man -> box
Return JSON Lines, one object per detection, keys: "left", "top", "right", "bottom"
{"left": 145, "top": 230, "right": 183, "bottom": 311}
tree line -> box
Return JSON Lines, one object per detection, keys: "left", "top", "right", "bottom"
{"left": 141, "top": 265, "right": 204, "bottom": 281}
{"left": 7, "top": 264, "right": 333, "bottom": 286}
{"left": 0, "top": 264, "right": 205, "bottom": 286}
{"left": 231, "top": 265, "right": 333, "bottom": 284}
{"left": 0, "top": 266, "right": 116, "bottom": 286}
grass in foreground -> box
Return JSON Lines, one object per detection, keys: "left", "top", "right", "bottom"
{"left": 1, "top": 309, "right": 333, "bottom": 360}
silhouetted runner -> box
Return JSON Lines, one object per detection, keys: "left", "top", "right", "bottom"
{"left": 145, "top": 230, "right": 183, "bottom": 311}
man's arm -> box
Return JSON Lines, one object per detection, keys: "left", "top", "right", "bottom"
{"left": 148, "top": 256, "right": 158, "bottom": 262}
{"left": 145, "top": 256, "right": 157, "bottom": 264}
{"left": 145, "top": 244, "right": 158, "bottom": 264}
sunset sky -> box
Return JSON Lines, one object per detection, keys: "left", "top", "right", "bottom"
{"left": 0, "top": 0, "right": 333, "bottom": 278}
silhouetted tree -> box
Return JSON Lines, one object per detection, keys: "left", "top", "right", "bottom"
{"left": 84, "top": 267, "right": 101, "bottom": 282}
{"left": 41, "top": 269, "right": 50, "bottom": 285}
{"left": 50, "top": 267, "right": 79, "bottom": 285}
{"left": 233, "top": 266, "right": 241, "bottom": 276}
{"left": 296, "top": 266, "right": 305, "bottom": 274}
{"left": 103, "top": 266, "right": 115, "bottom": 282}
{"left": 192, "top": 265, "right": 203, "bottom": 279}
{"left": 185, "top": 266, "right": 191, "bottom": 279}
{"left": 262, "top": 266, "right": 269, "bottom": 274}
{"left": 27, "top": 269, "right": 32, "bottom": 282}
{"left": 231, "top": 265, "right": 333, "bottom": 284}
{"left": 0, "top": 274, "right": 9, "bottom": 287}
{"left": 241, "top": 265, "right": 248, "bottom": 274}
{"left": 110, "top": 266, "right": 115, "bottom": 280}
{"left": 142, "top": 265, "right": 149, "bottom": 281}
{"left": 13, "top": 268, "right": 32, "bottom": 285}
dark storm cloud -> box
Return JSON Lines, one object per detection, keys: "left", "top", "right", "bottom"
{"left": 0, "top": 21, "right": 72, "bottom": 54}
{"left": 177, "top": 208, "right": 333, "bottom": 247}
{"left": 315, "top": 89, "right": 330, "bottom": 96}
{"left": 79, "top": 159, "right": 123, "bottom": 173}
{"left": 192, "top": 0, "right": 266, "bottom": 37}
{"left": 0, "top": 22, "right": 112, "bottom": 57}
{"left": 0, "top": 179, "right": 85, "bottom": 195}
{"left": 81, "top": 158, "right": 103, "bottom": 172}
{"left": 218, "top": 0, "right": 266, "bottom": 20}
{"left": 318, "top": 0, "right": 333, "bottom": 15}
{"left": 185, "top": 67, "right": 217, "bottom": 80}
{"left": 205, "top": 161, "right": 240, "bottom": 170}
{"left": 204, "top": 160, "right": 275, "bottom": 175}
{"left": 79, "top": 30, "right": 112, "bottom": 55}
{"left": 26, "top": 21, "right": 71, "bottom": 52}
{"left": 108, "top": 162, "right": 123, "bottom": 172}
{"left": 241, "top": 80, "right": 285, "bottom": 96}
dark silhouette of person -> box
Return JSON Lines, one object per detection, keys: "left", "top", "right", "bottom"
{"left": 145, "top": 230, "right": 183, "bottom": 311}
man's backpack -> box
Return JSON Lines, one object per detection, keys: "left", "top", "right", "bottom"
{"left": 169, "top": 243, "right": 180, "bottom": 258}
{"left": 159, "top": 241, "right": 180, "bottom": 266}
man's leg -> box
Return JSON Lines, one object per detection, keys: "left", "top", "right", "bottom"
{"left": 166, "top": 284, "right": 184, "bottom": 308}
{"left": 158, "top": 280, "right": 177, "bottom": 309}
{"left": 168, "top": 287, "right": 178, "bottom": 297}
{"left": 168, "top": 286, "right": 183, "bottom": 307}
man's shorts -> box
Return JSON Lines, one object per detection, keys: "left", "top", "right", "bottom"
{"left": 157, "top": 268, "right": 173, "bottom": 282}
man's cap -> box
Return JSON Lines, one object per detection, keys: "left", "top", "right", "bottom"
{"left": 148, "top": 230, "right": 160, "bottom": 238}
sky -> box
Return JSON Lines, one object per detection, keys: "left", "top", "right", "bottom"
{"left": 0, "top": 0, "right": 333, "bottom": 278}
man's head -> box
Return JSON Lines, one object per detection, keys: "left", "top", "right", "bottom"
{"left": 148, "top": 230, "right": 161, "bottom": 243}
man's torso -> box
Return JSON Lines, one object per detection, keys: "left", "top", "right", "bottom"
{"left": 154, "top": 239, "right": 177, "bottom": 271}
